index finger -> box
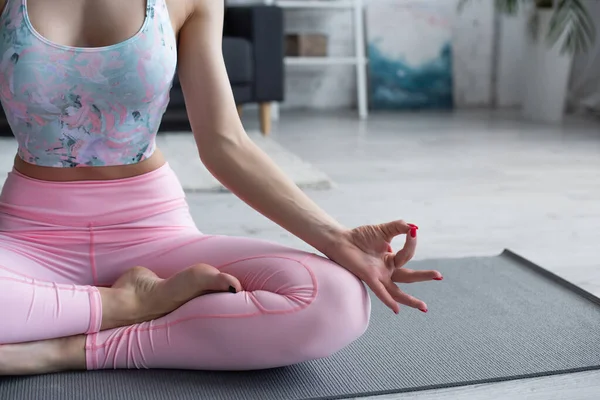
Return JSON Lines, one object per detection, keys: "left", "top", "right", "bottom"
{"left": 377, "top": 220, "right": 411, "bottom": 242}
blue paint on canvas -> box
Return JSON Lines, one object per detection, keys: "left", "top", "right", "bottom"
{"left": 365, "top": 1, "right": 454, "bottom": 110}
{"left": 368, "top": 41, "right": 453, "bottom": 110}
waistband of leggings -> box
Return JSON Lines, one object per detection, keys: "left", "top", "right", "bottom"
{"left": 0, "top": 162, "right": 188, "bottom": 226}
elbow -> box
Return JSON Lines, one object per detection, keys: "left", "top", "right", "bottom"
{"left": 196, "top": 129, "right": 249, "bottom": 167}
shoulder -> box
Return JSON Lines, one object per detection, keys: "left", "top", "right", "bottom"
{"left": 169, "top": 0, "right": 223, "bottom": 38}
{"left": 187, "top": 0, "right": 223, "bottom": 14}
{"left": 183, "top": 0, "right": 223, "bottom": 25}
{"left": 176, "top": 0, "right": 224, "bottom": 42}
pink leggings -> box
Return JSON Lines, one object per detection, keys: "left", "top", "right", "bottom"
{"left": 0, "top": 163, "right": 370, "bottom": 370}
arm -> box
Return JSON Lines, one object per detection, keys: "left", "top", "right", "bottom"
{"left": 177, "top": 0, "right": 344, "bottom": 254}
{"left": 177, "top": 0, "right": 442, "bottom": 314}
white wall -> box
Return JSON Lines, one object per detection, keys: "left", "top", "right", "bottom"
{"left": 496, "top": 10, "right": 528, "bottom": 107}
{"left": 451, "top": 0, "right": 495, "bottom": 108}
{"left": 567, "top": 0, "right": 600, "bottom": 114}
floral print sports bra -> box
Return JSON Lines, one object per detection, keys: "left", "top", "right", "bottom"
{"left": 0, "top": 0, "right": 177, "bottom": 167}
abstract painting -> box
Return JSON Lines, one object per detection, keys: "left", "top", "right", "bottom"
{"left": 365, "top": 0, "right": 454, "bottom": 110}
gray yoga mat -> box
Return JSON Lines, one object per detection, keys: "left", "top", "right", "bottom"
{"left": 2, "top": 250, "right": 600, "bottom": 400}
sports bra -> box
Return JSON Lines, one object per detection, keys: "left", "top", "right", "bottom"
{"left": 0, "top": 0, "right": 177, "bottom": 167}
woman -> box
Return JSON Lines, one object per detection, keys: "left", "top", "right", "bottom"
{"left": 0, "top": 0, "right": 442, "bottom": 375}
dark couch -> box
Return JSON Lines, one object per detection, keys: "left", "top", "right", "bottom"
{"left": 0, "top": 5, "right": 285, "bottom": 137}
{"left": 161, "top": 5, "right": 285, "bottom": 136}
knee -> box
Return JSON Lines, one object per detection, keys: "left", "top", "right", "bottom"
{"left": 299, "top": 254, "right": 371, "bottom": 359}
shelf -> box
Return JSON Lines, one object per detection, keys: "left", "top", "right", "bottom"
{"left": 273, "top": 0, "right": 368, "bottom": 118}
{"left": 275, "top": 1, "right": 355, "bottom": 9}
{"left": 285, "top": 57, "right": 366, "bottom": 66}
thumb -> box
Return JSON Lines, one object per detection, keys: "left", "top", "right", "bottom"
{"left": 394, "top": 224, "right": 418, "bottom": 268}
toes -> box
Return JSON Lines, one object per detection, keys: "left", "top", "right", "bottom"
{"left": 215, "top": 272, "right": 243, "bottom": 294}
{"left": 188, "top": 263, "right": 242, "bottom": 294}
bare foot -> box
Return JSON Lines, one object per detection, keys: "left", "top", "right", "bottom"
{"left": 101, "top": 264, "right": 242, "bottom": 329}
{"left": 0, "top": 335, "right": 86, "bottom": 376}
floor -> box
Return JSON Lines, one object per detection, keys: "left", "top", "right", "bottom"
{"left": 185, "top": 110, "right": 600, "bottom": 400}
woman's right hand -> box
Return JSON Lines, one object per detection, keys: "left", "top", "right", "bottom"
{"left": 324, "top": 220, "right": 443, "bottom": 314}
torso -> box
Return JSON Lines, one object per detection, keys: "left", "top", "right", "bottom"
{"left": 0, "top": 0, "right": 192, "bottom": 181}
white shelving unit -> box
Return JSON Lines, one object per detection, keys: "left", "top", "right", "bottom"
{"left": 266, "top": 0, "right": 368, "bottom": 119}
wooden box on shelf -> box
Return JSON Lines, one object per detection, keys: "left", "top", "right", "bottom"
{"left": 285, "top": 33, "right": 328, "bottom": 57}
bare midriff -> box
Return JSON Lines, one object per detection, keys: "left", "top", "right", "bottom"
{"left": 13, "top": 149, "right": 167, "bottom": 182}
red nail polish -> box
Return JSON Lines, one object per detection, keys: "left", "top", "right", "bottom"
{"left": 419, "top": 307, "right": 428, "bottom": 313}
{"left": 410, "top": 227, "right": 417, "bottom": 238}
{"left": 408, "top": 223, "right": 419, "bottom": 229}
{"left": 433, "top": 276, "right": 443, "bottom": 281}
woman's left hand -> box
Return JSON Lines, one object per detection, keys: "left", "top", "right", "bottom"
{"left": 325, "top": 220, "right": 443, "bottom": 314}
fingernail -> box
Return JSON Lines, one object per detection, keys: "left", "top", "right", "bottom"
{"left": 433, "top": 276, "right": 443, "bottom": 281}
{"left": 228, "top": 286, "right": 237, "bottom": 294}
{"left": 419, "top": 307, "right": 428, "bottom": 313}
{"left": 408, "top": 223, "right": 419, "bottom": 229}
{"left": 410, "top": 227, "right": 417, "bottom": 238}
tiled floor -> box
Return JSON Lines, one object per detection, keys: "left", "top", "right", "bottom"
{"left": 185, "top": 110, "right": 600, "bottom": 400}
